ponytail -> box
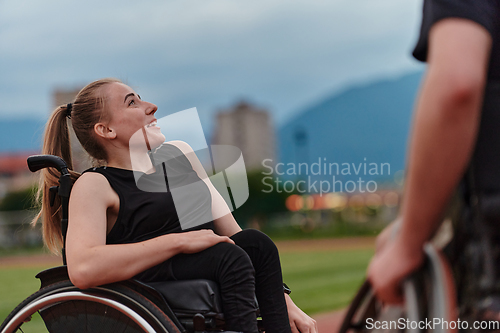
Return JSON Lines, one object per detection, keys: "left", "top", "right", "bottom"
{"left": 32, "top": 78, "right": 120, "bottom": 253}
{"left": 32, "top": 105, "right": 81, "bottom": 253}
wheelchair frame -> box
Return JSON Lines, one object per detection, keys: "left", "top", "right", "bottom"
{"left": 0, "top": 155, "right": 263, "bottom": 333}
{"left": 339, "top": 243, "right": 458, "bottom": 333}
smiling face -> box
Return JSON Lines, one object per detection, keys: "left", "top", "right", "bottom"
{"left": 98, "top": 82, "right": 165, "bottom": 152}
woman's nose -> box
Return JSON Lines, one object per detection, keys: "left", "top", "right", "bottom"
{"left": 146, "top": 102, "right": 158, "bottom": 115}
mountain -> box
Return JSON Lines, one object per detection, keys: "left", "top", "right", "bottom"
{"left": 277, "top": 71, "right": 424, "bottom": 190}
{"left": 0, "top": 118, "right": 46, "bottom": 153}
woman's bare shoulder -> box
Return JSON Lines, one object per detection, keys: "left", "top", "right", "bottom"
{"left": 71, "top": 171, "right": 115, "bottom": 205}
{"left": 74, "top": 171, "right": 109, "bottom": 187}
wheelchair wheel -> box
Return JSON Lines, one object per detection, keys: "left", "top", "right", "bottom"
{"left": 0, "top": 280, "right": 181, "bottom": 333}
{"left": 339, "top": 243, "right": 458, "bottom": 333}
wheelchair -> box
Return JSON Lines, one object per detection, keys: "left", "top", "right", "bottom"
{"left": 0, "top": 155, "right": 264, "bottom": 333}
{"left": 339, "top": 176, "right": 500, "bottom": 333}
{"left": 339, "top": 243, "right": 459, "bottom": 333}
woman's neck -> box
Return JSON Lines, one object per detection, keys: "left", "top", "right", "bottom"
{"left": 105, "top": 147, "right": 155, "bottom": 173}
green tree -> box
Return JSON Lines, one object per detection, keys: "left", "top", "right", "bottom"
{"left": 0, "top": 185, "right": 38, "bottom": 211}
{"left": 232, "top": 170, "right": 289, "bottom": 228}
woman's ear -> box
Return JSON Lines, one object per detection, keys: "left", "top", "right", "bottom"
{"left": 94, "top": 122, "right": 117, "bottom": 140}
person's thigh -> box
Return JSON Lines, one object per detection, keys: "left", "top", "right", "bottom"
{"left": 169, "top": 241, "right": 255, "bottom": 281}
{"left": 169, "top": 241, "right": 260, "bottom": 332}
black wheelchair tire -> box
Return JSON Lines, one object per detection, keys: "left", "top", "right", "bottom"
{"left": 0, "top": 280, "right": 182, "bottom": 333}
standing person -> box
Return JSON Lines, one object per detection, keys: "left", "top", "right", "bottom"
{"left": 34, "top": 78, "right": 317, "bottom": 333}
{"left": 367, "top": 0, "right": 499, "bottom": 317}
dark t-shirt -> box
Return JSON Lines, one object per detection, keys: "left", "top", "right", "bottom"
{"left": 413, "top": 0, "right": 500, "bottom": 80}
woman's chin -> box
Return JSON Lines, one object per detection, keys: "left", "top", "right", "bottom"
{"left": 145, "top": 127, "right": 165, "bottom": 145}
{"left": 150, "top": 133, "right": 166, "bottom": 149}
{"left": 128, "top": 126, "right": 166, "bottom": 152}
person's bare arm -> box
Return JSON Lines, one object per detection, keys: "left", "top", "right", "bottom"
{"left": 368, "top": 18, "right": 492, "bottom": 303}
{"left": 168, "top": 140, "right": 242, "bottom": 237}
{"left": 398, "top": 18, "right": 491, "bottom": 253}
{"left": 66, "top": 172, "right": 234, "bottom": 290}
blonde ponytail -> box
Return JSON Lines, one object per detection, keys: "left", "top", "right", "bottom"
{"left": 32, "top": 105, "right": 80, "bottom": 253}
{"left": 33, "top": 78, "right": 121, "bottom": 253}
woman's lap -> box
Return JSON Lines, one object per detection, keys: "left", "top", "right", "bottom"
{"left": 137, "top": 229, "right": 275, "bottom": 282}
{"left": 135, "top": 229, "right": 291, "bottom": 333}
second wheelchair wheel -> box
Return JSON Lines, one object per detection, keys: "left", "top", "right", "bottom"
{"left": 339, "top": 243, "right": 458, "bottom": 333}
{"left": 0, "top": 280, "right": 181, "bottom": 333}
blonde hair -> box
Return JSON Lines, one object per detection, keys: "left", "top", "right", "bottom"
{"left": 33, "top": 78, "right": 121, "bottom": 253}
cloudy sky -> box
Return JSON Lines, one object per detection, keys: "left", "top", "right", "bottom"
{"left": 1, "top": 0, "right": 425, "bottom": 130}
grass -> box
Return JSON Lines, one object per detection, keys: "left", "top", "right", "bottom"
{"left": 280, "top": 249, "right": 373, "bottom": 314}
{"left": 264, "top": 224, "right": 382, "bottom": 241}
{"left": 0, "top": 265, "right": 50, "bottom": 332}
{"left": 261, "top": 217, "right": 385, "bottom": 241}
{"left": 0, "top": 246, "right": 374, "bottom": 330}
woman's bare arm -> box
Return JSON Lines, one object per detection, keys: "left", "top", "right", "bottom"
{"left": 66, "top": 172, "right": 234, "bottom": 290}
{"left": 167, "top": 141, "right": 242, "bottom": 237}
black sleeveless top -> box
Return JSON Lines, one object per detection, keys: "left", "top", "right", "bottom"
{"left": 83, "top": 143, "right": 215, "bottom": 245}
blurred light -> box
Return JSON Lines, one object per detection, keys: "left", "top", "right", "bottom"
{"left": 286, "top": 194, "right": 302, "bottom": 211}
{"left": 349, "top": 194, "right": 364, "bottom": 209}
{"left": 303, "top": 195, "right": 314, "bottom": 210}
{"left": 384, "top": 191, "right": 399, "bottom": 207}
{"left": 365, "top": 193, "right": 382, "bottom": 209}
{"left": 324, "top": 193, "right": 347, "bottom": 211}
{"left": 312, "top": 194, "right": 324, "bottom": 210}
{"left": 324, "top": 193, "right": 336, "bottom": 209}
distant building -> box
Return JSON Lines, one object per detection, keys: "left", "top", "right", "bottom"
{"left": 212, "top": 101, "right": 276, "bottom": 171}
{"left": 53, "top": 88, "right": 81, "bottom": 108}
{"left": 52, "top": 87, "right": 91, "bottom": 172}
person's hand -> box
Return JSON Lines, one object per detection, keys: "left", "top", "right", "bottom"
{"left": 285, "top": 294, "right": 317, "bottom": 333}
{"left": 367, "top": 237, "right": 424, "bottom": 304}
{"left": 178, "top": 229, "right": 235, "bottom": 254}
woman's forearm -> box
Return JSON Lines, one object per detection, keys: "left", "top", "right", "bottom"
{"left": 68, "top": 229, "right": 234, "bottom": 289}
{"left": 68, "top": 233, "right": 183, "bottom": 289}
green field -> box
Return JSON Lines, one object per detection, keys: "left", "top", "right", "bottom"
{"left": 280, "top": 249, "right": 373, "bottom": 314}
{"left": 0, "top": 265, "right": 48, "bottom": 331}
{"left": 0, "top": 247, "right": 373, "bottom": 330}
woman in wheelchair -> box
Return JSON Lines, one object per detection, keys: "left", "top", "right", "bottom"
{"left": 33, "top": 78, "right": 317, "bottom": 333}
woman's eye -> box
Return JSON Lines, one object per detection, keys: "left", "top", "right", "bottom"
{"left": 128, "top": 100, "right": 135, "bottom": 106}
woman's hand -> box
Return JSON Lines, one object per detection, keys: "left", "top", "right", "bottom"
{"left": 367, "top": 237, "right": 424, "bottom": 304}
{"left": 285, "top": 294, "right": 317, "bottom": 333}
{"left": 178, "top": 229, "right": 235, "bottom": 254}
